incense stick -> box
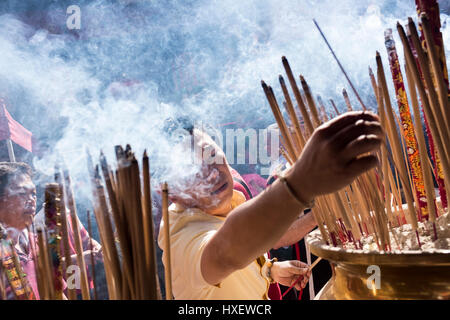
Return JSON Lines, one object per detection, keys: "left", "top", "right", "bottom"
{"left": 279, "top": 75, "right": 305, "bottom": 153}
{"left": 406, "top": 19, "right": 450, "bottom": 160}
{"left": 376, "top": 52, "right": 419, "bottom": 231}
{"left": 142, "top": 151, "right": 160, "bottom": 299}
{"left": 87, "top": 210, "right": 98, "bottom": 300}
{"left": 405, "top": 62, "right": 439, "bottom": 229}
{"left": 313, "top": 19, "right": 368, "bottom": 111}
{"left": 398, "top": 22, "right": 450, "bottom": 196}
{"left": 54, "top": 175, "right": 77, "bottom": 300}
{"left": 261, "top": 81, "right": 297, "bottom": 161}
{"left": 161, "top": 182, "right": 172, "bottom": 300}
{"left": 342, "top": 88, "right": 353, "bottom": 111}
{"left": 420, "top": 14, "right": 450, "bottom": 140}
{"left": 299, "top": 75, "right": 321, "bottom": 127}
{"left": 281, "top": 56, "right": 314, "bottom": 136}
{"left": 63, "top": 170, "right": 91, "bottom": 300}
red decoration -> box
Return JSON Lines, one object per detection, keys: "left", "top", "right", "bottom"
{"left": 0, "top": 100, "right": 33, "bottom": 153}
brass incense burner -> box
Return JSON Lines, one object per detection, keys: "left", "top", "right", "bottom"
{"left": 306, "top": 230, "right": 450, "bottom": 300}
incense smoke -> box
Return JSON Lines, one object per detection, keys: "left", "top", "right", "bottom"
{"left": 0, "top": 0, "right": 448, "bottom": 202}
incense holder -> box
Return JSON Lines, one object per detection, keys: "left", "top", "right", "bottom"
{"left": 306, "top": 229, "right": 450, "bottom": 299}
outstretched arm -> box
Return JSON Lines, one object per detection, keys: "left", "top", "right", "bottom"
{"left": 273, "top": 212, "right": 317, "bottom": 249}
{"left": 201, "top": 111, "right": 383, "bottom": 286}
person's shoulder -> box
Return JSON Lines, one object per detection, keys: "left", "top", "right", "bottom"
{"left": 167, "top": 205, "right": 223, "bottom": 237}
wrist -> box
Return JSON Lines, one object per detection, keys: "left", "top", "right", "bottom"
{"left": 287, "top": 161, "right": 317, "bottom": 203}
{"left": 262, "top": 258, "right": 278, "bottom": 284}
{"left": 281, "top": 174, "right": 315, "bottom": 209}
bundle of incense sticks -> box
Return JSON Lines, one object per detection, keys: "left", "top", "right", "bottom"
{"left": 27, "top": 150, "right": 165, "bottom": 300}
{"left": 30, "top": 178, "right": 92, "bottom": 300}
{"left": 83, "top": 145, "right": 163, "bottom": 300}
{"left": 261, "top": 13, "right": 449, "bottom": 251}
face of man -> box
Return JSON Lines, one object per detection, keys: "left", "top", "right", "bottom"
{"left": 0, "top": 174, "right": 37, "bottom": 230}
{"left": 172, "top": 129, "right": 234, "bottom": 216}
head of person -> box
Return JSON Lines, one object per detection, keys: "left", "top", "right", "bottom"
{"left": 0, "top": 162, "right": 36, "bottom": 230}
{"left": 164, "top": 117, "right": 234, "bottom": 216}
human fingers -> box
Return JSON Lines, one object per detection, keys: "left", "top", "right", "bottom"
{"left": 331, "top": 119, "right": 383, "bottom": 151}
{"left": 345, "top": 155, "right": 379, "bottom": 177}
{"left": 341, "top": 134, "right": 383, "bottom": 163}
{"left": 319, "top": 111, "right": 380, "bottom": 137}
{"left": 301, "top": 275, "right": 309, "bottom": 288}
{"left": 295, "top": 279, "right": 303, "bottom": 291}
{"left": 291, "top": 276, "right": 303, "bottom": 291}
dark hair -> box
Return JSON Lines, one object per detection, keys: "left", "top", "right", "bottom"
{"left": 0, "top": 162, "right": 33, "bottom": 197}
{"left": 163, "top": 116, "right": 194, "bottom": 137}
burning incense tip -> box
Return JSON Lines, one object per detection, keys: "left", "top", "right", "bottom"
{"left": 261, "top": 80, "right": 267, "bottom": 88}
{"left": 369, "top": 66, "right": 374, "bottom": 76}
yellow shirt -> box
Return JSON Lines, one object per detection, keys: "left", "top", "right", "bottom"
{"left": 158, "top": 190, "right": 270, "bottom": 300}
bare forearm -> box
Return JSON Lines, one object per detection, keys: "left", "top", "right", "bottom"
{"left": 272, "top": 212, "right": 317, "bottom": 249}
{"left": 201, "top": 111, "right": 383, "bottom": 286}
{"left": 201, "top": 174, "right": 306, "bottom": 285}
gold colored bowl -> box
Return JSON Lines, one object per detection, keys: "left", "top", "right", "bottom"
{"left": 306, "top": 230, "right": 450, "bottom": 300}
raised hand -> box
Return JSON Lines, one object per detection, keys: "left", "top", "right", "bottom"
{"left": 287, "top": 111, "right": 383, "bottom": 203}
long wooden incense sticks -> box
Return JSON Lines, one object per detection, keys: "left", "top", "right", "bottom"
{"left": 281, "top": 56, "right": 314, "bottom": 136}
{"left": 405, "top": 62, "right": 439, "bottom": 217}
{"left": 420, "top": 13, "right": 450, "bottom": 141}
{"left": 342, "top": 88, "right": 353, "bottom": 112}
{"left": 399, "top": 22, "right": 450, "bottom": 196}
{"left": 161, "top": 182, "right": 172, "bottom": 300}
{"left": 63, "top": 170, "right": 91, "bottom": 300}
{"left": 299, "top": 75, "right": 321, "bottom": 127}
{"left": 405, "top": 62, "right": 438, "bottom": 237}
{"left": 44, "top": 183, "right": 64, "bottom": 300}
{"left": 99, "top": 152, "right": 134, "bottom": 298}
{"left": 407, "top": 28, "right": 449, "bottom": 210}
{"left": 406, "top": 19, "right": 450, "bottom": 161}
{"left": 86, "top": 210, "right": 98, "bottom": 300}
{"left": 36, "top": 228, "right": 54, "bottom": 299}
{"left": 279, "top": 75, "right": 305, "bottom": 152}
{"left": 376, "top": 52, "right": 419, "bottom": 232}
{"left": 384, "top": 28, "right": 429, "bottom": 220}
{"left": 261, "top": 81, "right": 297, "bottom": 161}
{"left": 85, "top": 147, "right": 162, "bottom": 300}
{"left": 54, "top": 170, "right": 77, "bottom": 300}
{"left": 142, "top": 151, "right": 160, "bottom": 300}
{"left": 313, "top": 18, "right": 368, "bottom": 111}
{"left": 262, "top": 16, "right": 450, "bottom": 251}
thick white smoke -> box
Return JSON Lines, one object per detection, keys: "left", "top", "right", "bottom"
{"left": 0, "top": 0, "right": 448, "bottom": 201}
